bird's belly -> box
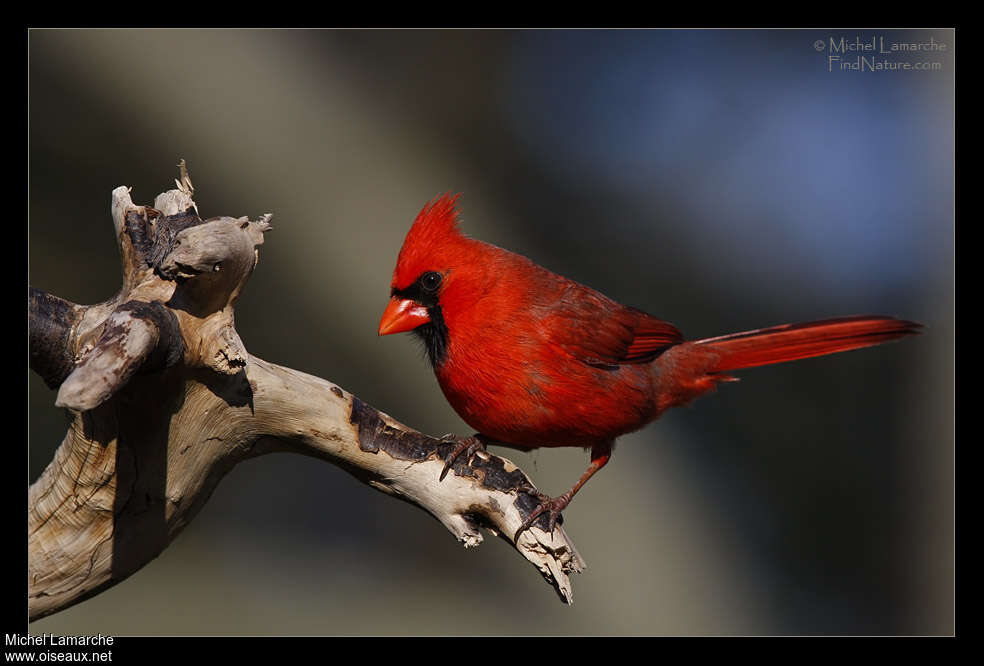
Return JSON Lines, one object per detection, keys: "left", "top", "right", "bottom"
{"left": 435, "top": 353, "right": 655, "bottom": 449}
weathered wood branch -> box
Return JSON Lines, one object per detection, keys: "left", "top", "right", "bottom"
{"left": 27, "top": 166, "right": 584, "bottom": 622}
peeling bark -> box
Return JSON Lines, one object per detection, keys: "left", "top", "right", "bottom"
{"left": 28, "top": 166, "right": 584, "bottom": 621}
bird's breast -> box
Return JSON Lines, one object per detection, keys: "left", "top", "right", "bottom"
{"left": 433, "top": 330, "right": 656, "bottom": 449}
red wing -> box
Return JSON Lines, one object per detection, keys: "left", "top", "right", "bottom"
{"left": 544, "top": 283, "right": 683, "bottom": 367}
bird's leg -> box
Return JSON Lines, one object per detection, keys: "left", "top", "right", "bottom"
{"left": 438, "top": 434, "right": 488, "bottom": 481}
{"left": 514, "top": 442, "right": 612, "bottom": 542}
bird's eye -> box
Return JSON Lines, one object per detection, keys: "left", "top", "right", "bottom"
{"left": 420, "top": 271, "right": 443, "bottom": 292}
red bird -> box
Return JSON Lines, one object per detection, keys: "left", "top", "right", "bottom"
{"left": 378, "top": 194, "right": 921, "bottom": 540}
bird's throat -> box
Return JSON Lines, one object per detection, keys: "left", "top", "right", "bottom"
{"left": 413, "top": 305, "right": 449, "bottom": 368}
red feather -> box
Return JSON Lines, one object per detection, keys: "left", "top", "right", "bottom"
{"left": 545, "top": 282, "right": 683, "bottom": 367}
{"left": 695, "top": 316, "right": 922, "bottom": 372}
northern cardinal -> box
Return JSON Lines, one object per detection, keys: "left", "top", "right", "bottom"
{"left": 378, "top": 194, "right": 921, "bottom": 540}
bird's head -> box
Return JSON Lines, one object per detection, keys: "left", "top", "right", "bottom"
{"left": 379, "top": 193, "right": 485, "bottom": 366}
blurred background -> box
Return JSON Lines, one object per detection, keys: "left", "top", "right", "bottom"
{"left": 28, "top": 29, "right": 953, "bottom": 635}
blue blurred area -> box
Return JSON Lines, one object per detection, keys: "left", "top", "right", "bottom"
{"left": 504, "top": 29, "right": 952, "bottom": 298}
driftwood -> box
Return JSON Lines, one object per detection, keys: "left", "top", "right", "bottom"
{"left": 27, "top": 164, "right": 584, "bottom": 621}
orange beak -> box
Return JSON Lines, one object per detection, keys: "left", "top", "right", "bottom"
{"left": 378, "top": 297, "right": 431, "bottom": 336}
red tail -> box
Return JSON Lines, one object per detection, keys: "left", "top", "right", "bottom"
{"left": 694, "top": 315, "right": 922, "bottom": 373}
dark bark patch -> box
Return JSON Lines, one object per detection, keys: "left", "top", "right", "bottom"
{"left": 122, "top": 207, "right": 204, "bottom": 280}
{"left": 464, "top": 450, "right": 530, "bottom": 493}
{"left": 149, "top": 211, "right": 203, "bottom": 272}
{"left": 349, "top": 396, "right": 381, "bottom": 453}
{"left": 29, "top": 288, "right": 83, "bottom": 389}
{"left": 123, "top": 209, "right": 155, "bottom": 267}
{"left": 514, "top": 492, "right": 562, "bottom": 532}
{"left": 349, "top": 396, "right": 433, "bottom": 461}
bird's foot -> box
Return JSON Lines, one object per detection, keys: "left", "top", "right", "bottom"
{"left": 513, "top": 488, "right": 571, "bottom": 542}
{"left": 438, "top": 435, "right": 486, "bottom": 482}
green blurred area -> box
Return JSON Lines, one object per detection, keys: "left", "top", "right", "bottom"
{"left": 28, "top": 29, "right": 953, "bottom": 635}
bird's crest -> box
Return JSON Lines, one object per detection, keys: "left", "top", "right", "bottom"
{"left": 393, "top": 193, "right": 467, "bottom": 290}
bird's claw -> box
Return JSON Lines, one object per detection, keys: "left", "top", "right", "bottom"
{"left": 513, "top": 489, "right": 570, "bottom": 542}
{"left": 438, "top": 436, "right": 486, "bottom": 482}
